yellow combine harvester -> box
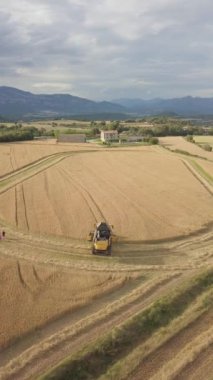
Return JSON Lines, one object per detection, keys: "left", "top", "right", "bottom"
{"left": 89, "top": 222, "right": 113, "bottom": 255}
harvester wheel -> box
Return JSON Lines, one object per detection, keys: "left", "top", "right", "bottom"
{"left": 107, "top": 246, "right": 112, "bottom": 255}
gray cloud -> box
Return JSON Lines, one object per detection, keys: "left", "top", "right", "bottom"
{"left": 0, "top": 0, "right": 213, "bottom": 99}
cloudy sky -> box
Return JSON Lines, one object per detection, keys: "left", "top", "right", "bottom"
{"left": 0, "top": 0, "right": 212, "bottom": 100}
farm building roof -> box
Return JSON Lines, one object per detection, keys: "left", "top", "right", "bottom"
{"left": 57, "top": 134, "right": 86, "bottom": 143}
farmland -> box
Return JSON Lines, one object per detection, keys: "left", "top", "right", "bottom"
{"left": 0, "top": 148, "right": 212, "bottom": 241}
{"left": 0, "top": 255, "right": 126, "bottom": 350}
{"left": 159, "top": 136, "right": 213, "bottom": 160}
{"left": 0, "top": 138, "right": 212, "bottom": 380}
{"left": 193, "top": 135, "right": 213, "bottom": 148}
{"left": 0, "top": 141, "right": 99, "bottom": 177}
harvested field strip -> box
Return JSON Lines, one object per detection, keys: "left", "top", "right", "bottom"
{"left": 0, "top": 240, "right": 200, "bottom": 273}
{"left": 0, "top": 273, "right": 181, "bottom": 380}
{"left": 0, "top": 151, "right": 67, "bottom": 180}
{"left": 39, "top": 269, "right": 213, "bottom": 380}
{"left": 174, "top": 342, "right": 213, "bottom": 380}
{"left": 189, "top": 159, "right": 213, "bottom": 185}
{"left": 130, "top": 290, "right": 213, "bottom": 380}
{"left": 150, "top": 324, "right": 213, "bottom": 380}
{"left": 0, "top": 152, "right": 73, "bottom": 194}
{"left": 99, "top": 290, "right": 213, "bottom": 380}
{"left": 0, "top": 256, "right": 128, "bottom": 352}
{"left": 181, "top": 160, "right": 213, "bottom": 196}
{"left": 1, "top": 226, "right": 212, "bottom": 272}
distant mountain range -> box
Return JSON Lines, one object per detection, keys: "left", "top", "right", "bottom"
{"left": 112, "top": 97, "right": 213, "bottom": 116}
{"left": 0, "top": 87, "right": 125, "bottom": 120}
{"left": 1, "top": 86, "right": 213, "bottom": 120}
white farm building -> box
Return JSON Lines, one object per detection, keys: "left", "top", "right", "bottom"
{"left": 101, "top": 130, "right": 118, "bottom": 142}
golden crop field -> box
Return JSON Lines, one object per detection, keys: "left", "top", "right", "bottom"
{"left": 0, "top": 139, "right": 212, "bottom": 380}
{"left": 0, "top": 149, "right": 212, "bottom": 241}
{"left": 193, "top": 135, "right": 213, "bottom": 147}
{"left": 0, "top": 141, "right": 99, "bottom": 177}
{"left": 0, "top": 255, "right": 128, "bottom": 351}
{"left": 160, "top": 136, "right": 213, "bottom": 160}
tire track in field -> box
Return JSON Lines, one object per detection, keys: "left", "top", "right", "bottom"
{"left": 60, "top": 167, "right": 106, "bottom": 222}
{"left": 58, "top": 167, "right": 97, "bottom": 222}
{"left": 2, "top": 217, "right": 213, "bottom": 271}
{"left": 9, "top": 147, "right": 15, "bottom": 172}
{"left": 0, "top": 152, "right": 73, "bottom": 195}
{"left": 68, "top": 169, "right": 106, "bottom": 222}
{"left": 16, "top": 262, "right": 31, "bottom": 292}
{"left": 32, "top": 266, "right": 42, "bottom": 284}
{"left": 14, "top": 187, "right": 18, "bottom": 227}
{"left": 0, "top": 151, "right": 72, "bottom": 180}
{"left": 77, "top": 164, "right": 133, "bottom": 233}
{"left": 84, "top": 164, "right": 176, "bottom": 232}
{"left": 43, "top": 171, "right": 50, "bottom": 198}
{"left": 11, "top": 148, "right": 19, "bottom": 172}
{"left": 21, "top": 185, "right": 29, "bottom": 231}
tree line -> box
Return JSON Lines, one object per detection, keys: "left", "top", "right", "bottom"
{"left": 0, "top": 124, "right": 52, "bottom": 142}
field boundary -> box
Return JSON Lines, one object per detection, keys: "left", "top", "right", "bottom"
{"left": 181, "top": 159, "right": 213, "bottom": 196}
{"left": 189, "top": 159, "right": 213, "bottom": 185}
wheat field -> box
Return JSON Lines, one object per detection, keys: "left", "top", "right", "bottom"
{"left": 0, "top": 140, "right": 212, "bottom": 380}
{"left": 0, "top": 149, "right": 212, "bottom": 241}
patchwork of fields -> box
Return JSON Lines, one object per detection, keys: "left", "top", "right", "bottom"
{"left": 0, "top": 139, "right": 212, "bottom": 380}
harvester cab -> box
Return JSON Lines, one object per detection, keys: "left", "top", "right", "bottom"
{"left": 89, "top": 222, "right": 113, "bottom": 255}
